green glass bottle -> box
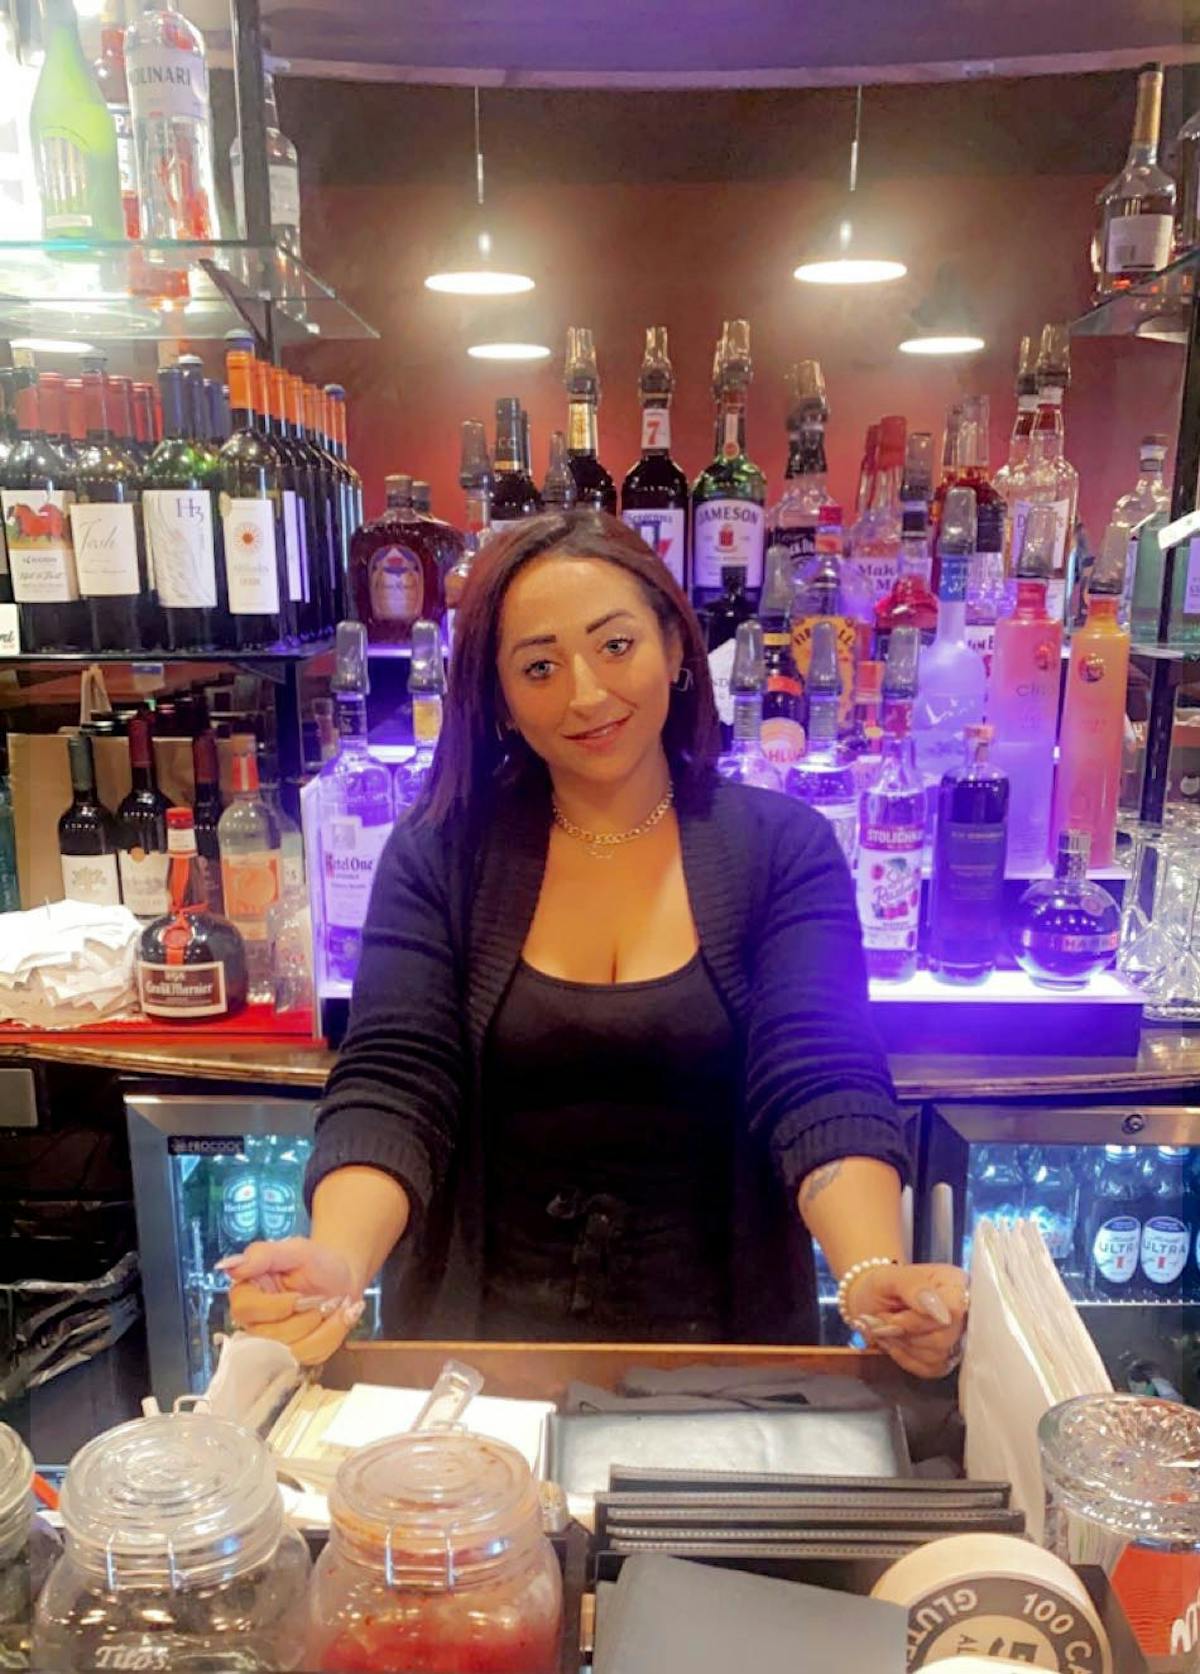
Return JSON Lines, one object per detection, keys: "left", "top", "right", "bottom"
{"left": 30, "top": 0, "right": 124, "bottom": 241}
{"left": 691, "top": 318, "right": 767, "bottom": 611}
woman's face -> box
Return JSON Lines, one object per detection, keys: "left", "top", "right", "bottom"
{"left": 496, "top": 553, "right": 682, "bottom": 787}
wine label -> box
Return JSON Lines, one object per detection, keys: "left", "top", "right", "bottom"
{"left": 622, "top": 508, "right": 686, "bottom": 586}
{"left": 144, "top": 490, "right": 217, "bottom": 609}
{"left": 221, "top": 851, "right": 281, "bottom": 938}
{"left": 693, "top": 498, "right": 765, "bottom": 591}
{"left": 1092, "top": 1214, "right": 1141, "bottom": 1283}
{"left": 1, "top": 489, "right": 79, "bottom": 602}
{"left": 138, "top": 958, "right": 229, "bottom": 1019}
{"left": 368, "top": 544, "right": 423, "bottom": 624}
{"left": 857, "top": 824, "right": 923, "bottom": 952}
{"left": 283, "top": 489, "right": 305, "bottom": 603}
{"left": 70, "top": 501, "right": 140, "bottom": 597}
{"left": 1106, "top": 211, "right": 1173, "bottom": 275}
{"left": 61, "top": 851, "right": 120, "bottom": 907}
{"left": 1141, "top": 1215, "right": 1189, "bottom": 1285}
{"left": 222, "top": 498, "right": 280, "bottom": 616}
{"left": 128, "top": 44, "right": 209, "bottom": 124}
{"left": 270, "top": 162, "right": 301, "bottom": 230}
{"left": 640, "top": 407, "right": 672, "bottom": 452}
{"left": 323, "top": 816, "right": 391, "bottom": 928}
{"left": 119, "top": 848, "right": 170, "bottom": 919}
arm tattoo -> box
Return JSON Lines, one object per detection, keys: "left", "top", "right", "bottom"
{"left": 799, "top": 1159, "right": 844, "bottom": 1209}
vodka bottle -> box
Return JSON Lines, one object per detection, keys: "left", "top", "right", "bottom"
{"left": 785, "top": 620, "right": 857, "bottom": 865}
{"left": 394, "top": 619, "right": 445, "bottom": 812}
{"left": 912, "top": 486, "right": 988, "bottom": 803}
{"left": 715, "top": 620, "right": 781, "bottom": 791}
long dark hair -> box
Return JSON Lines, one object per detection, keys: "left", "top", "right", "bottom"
{"left": 412, "top": 509, "right": 718, "bottom": 830}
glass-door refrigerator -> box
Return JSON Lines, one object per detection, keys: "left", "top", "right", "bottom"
{"left": 126, "top": 1094, "right": 385, "bottom": 1407}
{"left": 918, "top": 1102, "right": 1199, "bottom": 1404}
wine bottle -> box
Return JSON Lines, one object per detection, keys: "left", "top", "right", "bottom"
{"left": 217, "top": 351, "right": 287, "bottom": 651}
{"left": 71, "top": 368, "right": 150, "bottom": 654}
{"left": 58, "top": 732, "right": 121, "bottom": 906}
{"left": 117, "top": 710, "right": 171, "bottom": 920}
{"left": 1, "top": 367, "right": 87, "bottom": 652}
{"left": 30, "top": 0, "right": 124, "bottom": 240}
{"left": 191, "top": 727, "right": 224, "bottom": 914}
{"left": 267, "top": 365, "right": 318, "bottom": 639}
{"left": 144, "top": 361, "right": 229, "bottom": 653}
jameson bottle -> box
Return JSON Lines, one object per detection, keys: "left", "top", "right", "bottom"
{"left": 563, "top": 326, "right": 617, "bottom": 513}
{"left": 621, "top": 326, "right": 689, "bottom": 588}
{"left": 691, "top": 319, "right": 767, "bottom": 609}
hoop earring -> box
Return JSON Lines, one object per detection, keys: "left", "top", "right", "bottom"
{"left": 496, "top": 717, "right": 516, "bottom": 746}
{"left": 672, "top": 666, "right": 694, "bottom": 694}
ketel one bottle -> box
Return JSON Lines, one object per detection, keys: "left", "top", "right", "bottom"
{"left": 621, "top": 326, "right": 689, "bottom": 589}
{"left": 691, "top": 319, "right": 767, "bottom": 610}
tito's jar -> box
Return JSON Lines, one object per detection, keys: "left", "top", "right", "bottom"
{"left": 308, "top": 1431, "right": 563, "bottom": 1674}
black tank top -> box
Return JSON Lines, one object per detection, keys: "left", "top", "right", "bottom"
{"left": 481, "top": 953, "right": 740, "bottom": 1341}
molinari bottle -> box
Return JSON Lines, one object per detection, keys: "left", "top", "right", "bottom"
{"left": 621, "top": 326, "right": 690, "bottom": 588}
{"left": 691, "top": 320, "right": 766, "bottom": 609}
{"left": 136, "top": 808, "right": 247, "bottom": 1021}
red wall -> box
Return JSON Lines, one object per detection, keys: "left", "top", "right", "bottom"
{"left": 291, "top": 170, "right": 1183, "bottom": 542}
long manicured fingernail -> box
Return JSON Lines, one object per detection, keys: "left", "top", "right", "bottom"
{"left": 917, "top": 1289, "right": 952, "bottom": 1325}
{"left": 214, "top": 1257, "right": 243, "bottom": 1273}
{"left": 342, "top": 1300, "right": 365, "bottom": 1327}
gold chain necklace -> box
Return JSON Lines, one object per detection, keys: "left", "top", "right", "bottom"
{"left": 551, "top": 787, "right": 675, "bottom": 861}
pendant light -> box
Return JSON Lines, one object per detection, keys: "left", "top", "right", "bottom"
{"left": 793, "top": 87, "right": 906, "bottom": 286}
{"left": 425, "top": 88, "right": 535, "bottom": 297}
{"left": 898, "top": 264, "right": 985, "bottom": 355}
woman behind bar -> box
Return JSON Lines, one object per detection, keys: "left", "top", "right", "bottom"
{"left": 226, "top": 511, "right": 966, "bottom": 1376}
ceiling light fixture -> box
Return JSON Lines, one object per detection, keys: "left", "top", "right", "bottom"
{"left": 794, "top": 87, "right": 907, "bottom": 286}
{"left": 466, "top": 341, "right": 551, "bottom": 362}
{"left": 898, "top": 264, "right": 986, "bottom": 355}
{"left": 424, "top": 88, "right": 534, "bottom": 298}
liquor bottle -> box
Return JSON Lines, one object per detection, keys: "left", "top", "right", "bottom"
{"left": 350, "top": 473, "right": 459, "bottom": 645}
{"left": 1173, "top": 101, "right": 1200, "bottom": 257}
{"left": 857, "top": 682, "right": 925, "bottom": 984}
{"left": 257, "top": 743, "right": 304, "bottom": 899}
{"left": 913, "top": 486, "right": 988, "bottom": 800}
{"left": 117, "top": 710, "right": 171, "bottom": 920}
{"left": 563, "top": 326, "right": 617, "bottom": 513}
{"left": 1167, "top": 531, "right": 1200, "bottom": 645}
{"left": 880, "top": 623, "right": 920, "bottom": 737}
{"left": 0, "top": 724, "right": 17, "bottom": 912}
{"left": 124, "top": 0, "right": 218, "bottom": 239}
{"left": 0, "top": 0, "right": 40, "bottom": 241}
{"left": 1009, "top": 325, "right": 1080, "bottom": 624}
{"left": 217, "top": 744, "right": 280, "bottom": 1005}
{"left": 491, "top": 397, "right": 541, "bottom": 522}
{"left": 714, "top": 620, "right": 781, "bottom": 791}
{"left": 925, "top": 723, "right": 1010, "bottom": 984}
{"left": 1118, "top": 434, "right": 1170, "bottom": 637}
{"left": 1, "top": 367, "right": 86, "bottom": 653}
{"left": 217, "top": 351, "right": 287, "bottom": 652}
{"left": 137, "top": 808, "right": 247, "bottom": 1021}
{"left": 785, "top": 620, "right": 857, "bottom": 865}
{"left": 144, "top": 362, "right": 227, "bottom": 653}
{"left": 991, "top": 335, "right": 1038, "bottom": 543}
{"left": 207, "top": 378, "right": 229, "bottom": 445}
{"left": 758, "top": 542, "right": 805, "bottom": 766}
{"left": 265, "top": 365, "right": 315, "bottom": 640}
{"left": 94, "top": 5, "right": 138, "bottom": 238}
{"left": 71, "top": 367, "right": 151, "bottom": 655}
{"left": 1012, "top": 829, "right": 1120, "bottom": 989}
{"left": 458, "top": 419, "right": 493, "bottom": 546}
{"left": 30, "top": 0, "right": 124, "bottom": 240}
{"left": 1093, "top": 64, "right": 1175, "bottom": 298}
{"left": 230, "top": 59, "right": 300, "bottom": 252}
{"left": 394, "top": 619, "right": 445, "bottom": 811}
{"left": 621, "top": 326, "right": 690, "bottom": 589}
{"left": 766, "top": 359, "right": 830, "bottom": 570}
{"left": 319, "top": 621, "right": 396, "bottom": 982}
{"left": 191, "top": 726, "right": 223, "bottom": 913}
{"left": 1051, "top": 525, "right": 1131, "bottom": 867}
{"left": 990, "top": 503, "right": 1063, "bottom": 873}
{"left": 541, "top": 431, "right": 577, "bottom": 510}
{"left": 933, "top": 395, "right": 1005, "bottom": 654}
{"left": 874, "top": 430, "right": 938, "bottom": 660}
{"left": 704, "top": 564, "right": 753, "bottom": 653}
{"left": 848, "top": 414, "right": 906, "bottom": 608}
{"left": 852, "top": 424, "right": 879, "bottom": 534}
{"left": 791, "top": 503, "right": 863, "bottom": 728}
{"left": 413, "top": 482, "right": 431, "bottom": 515}
{"left": 845, "top": 658, "right": 885, "bottom": 793}
{"left": 1083, "top": 1145, "right": 1145, "bottom": 1299}
{"left": 58, "top": 732, "right": 120, "bottom": 906}
{"left": 691, "top": 319, "right": 767, "bottom": 608}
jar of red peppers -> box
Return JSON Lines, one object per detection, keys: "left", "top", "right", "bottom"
{"left": 309, "top": 1431, "right": 563, "bottom": 1674}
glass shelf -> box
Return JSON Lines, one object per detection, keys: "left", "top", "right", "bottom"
{"left": 0, "top": 240, "right": 378, "bottom": 344}
{"left": 1070, "top": 248, "right": 1200, "bottom": 342}
{"left": 1, "top": 637, "right": 334, "bottom": 667}
{"left": 1129, "top": 639, "right": 1200, "bottom": 662}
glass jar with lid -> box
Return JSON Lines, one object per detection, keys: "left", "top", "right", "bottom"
{"left": 309, "top": 1431, "right": 563, "bottom": 1674}
{"left": 0, "top": 1421, "right": 41, "bottom": 1665}
{"left": 34, "top": 1413, "right": 311, "bottom": 1672}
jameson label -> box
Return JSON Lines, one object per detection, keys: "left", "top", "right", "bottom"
{"left": 323, "top": 816, "right": 391, "bottom": 928}
{"left": 2, "top": 489, "right": 79, "bottom": 602}
{"left": 640, "top": 407, "right": 672, "bottom": 451}
{"left": 138, "top": 959, "right": 228, "bottom": 1018}
{"left": 70, "top": 501, "right": 140, "bottom": 596}
{"left": 119, "top": 848, "right": 170, "bottom": 919}
{"left": 221, "top": 497, "right": 280, "bottom": 615}
{"left": 369, "top": 544, "right": 423, "bottom": 624}
{"left": 1141, "top": 1215, "right": 1189, "bottom": 1285}
{"left": 622, "top": 507, "right": 686, "bottom": 586}
{"left": 145, "top": 490, "right": 217, "bottom": 609}
{"left": 693, "top": 498, "right": 765, "bottom": 591}
{"left": 902, "top": 1572, "right": 1108, "bottom": 1668}
{"left": 61, "top": 852, "right": 120, "bottom": 907}
{"left": 127, "top": 44, "right": 208, "bottom": 124}
{"left": 1093, "top": 1214, "right": 1141, "bottom": 1285}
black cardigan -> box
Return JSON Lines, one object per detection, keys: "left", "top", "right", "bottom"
{"left": 307, "top": 771, "right": 908, "bottom": 1344}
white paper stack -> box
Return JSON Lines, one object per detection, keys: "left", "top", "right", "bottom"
{"left": 961, "top": 1218, "right": 1112, "bottom": 1542}
{"left": 0, "top": 900, "right": 142, "bottom": 1027}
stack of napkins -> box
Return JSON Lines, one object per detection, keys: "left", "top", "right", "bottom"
{"left": 961, "top": 1218, "right": 1112, "bottom": 1542}
{"left": 0, "top": 900, "right": 142, "bottom": 1027}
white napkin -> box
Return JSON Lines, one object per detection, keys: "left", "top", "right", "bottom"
{"left": 0, "top": 899, "right": 141, "bottom": 1026}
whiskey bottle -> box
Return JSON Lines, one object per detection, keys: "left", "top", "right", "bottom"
{"left": 137, "top": 808, "right": 248, "bottom": 1022}
{"left": 59, "top": 732, "right": 121, "bottom": 906}
{"left": 491, "top": 397, "right": 541, "bottom": 522}
{"left": 621, "top": 325, "right": 689, "bottom": 588}
{"left": 691, "top": 320, "right": 767, "bottom": 609}
{"left": 348, "top": 472, "right": 459, "bottom": 645}
{"left": 766, "top": 359, "right": 831, "bottom": 571}
{"left": 1094, "top": 64, "right": 1175, "bottom": 298}
{"left": 563, "top": 326, "right": 617, "bottom": 513}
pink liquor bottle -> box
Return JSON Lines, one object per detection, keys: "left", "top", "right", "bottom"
{"left": 1051, "top": 525, "right": 1131, "bottom": 868}
{"left": 857, "top": 626, "right": 925, "bottom": 982}
{"left": 990, "top": 502, "right": 1063, "bottom": 873}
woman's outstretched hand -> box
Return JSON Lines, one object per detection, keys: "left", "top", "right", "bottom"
{"left": 220, "top": 1237, "right": 364, "bottom": 1367}
{"left": 844, "top": 1261, "right": 968, "bottom": 1379}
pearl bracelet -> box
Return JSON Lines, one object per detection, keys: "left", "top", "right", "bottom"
{"left": 836, "top": 1256, "right": 898, "bottom": 1327}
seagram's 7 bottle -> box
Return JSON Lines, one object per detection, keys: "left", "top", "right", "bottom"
{"left": 621, "top": 326, "right": 690, "bottom": 589}
{"left": 691, "top": 320, "right": 767, "bottom": 609}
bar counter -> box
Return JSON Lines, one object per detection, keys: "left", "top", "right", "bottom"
{"left": 2, "top": 1024, "right": 1197, "bottom": 1100}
